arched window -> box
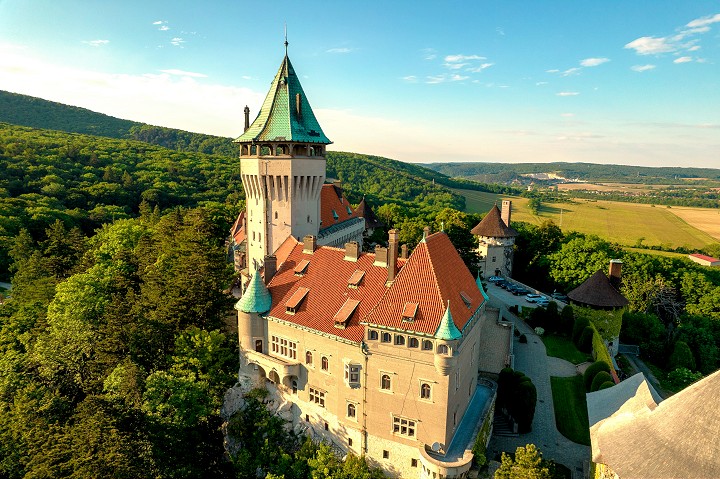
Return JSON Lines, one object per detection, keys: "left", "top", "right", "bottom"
{"left": 408, "top": 338, "right": 419, "bottom": 348}
{"left": 369, "top": 330, "right": 379, "bottom": 341}
{"left": 381, "top": 332, "right": 391, "bottom": 343}
{"left": 422, "top": 340, "right": 433, "bottom": 351}
{"left": 292, "top": 380, "right": 298, "bottom": 394}
{"left": 381, "top": 374, "right": 391, "bottom": 390}
{"left": 437, "top": 344, "right": 449, "bottom": 355}
{"left": 274, "top": 211, "right": 278, "bottom": 219}
{"left": 347, "top": 403, "right": 356, "bottom": 418}
{"left": 321, "top": 356, "right": 329, "bottom": 371}
{"left": 420, "top": 383, "right": 431, "bottom": 399}
{"left": 394, "top": 335, "right": 405, "bottom": 346}
{"left": 305, "top": 351, "right": 313, "bottom": 365}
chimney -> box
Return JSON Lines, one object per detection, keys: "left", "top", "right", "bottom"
{"left": 400, "top": 244, "right": 408, "bottom": 259}
{"left": 423, "top": 226, "right": 431, "bottom": 239}
{"left": 243, "top": 106, "right": 250, "bottom": 132}
{"left": 387, "top": 229, "right": 399, "bottom": 283}
{"left": 344, "top": 241, "right": 360, "bottom": 262}
{"left": 263, "top": 255, "right": 277, "bottom": 285}
{"left": 296, "top": 93, "right": 302, "bottom": 116}
{"left": 333, "top": 180, "right": 343, "bottom": 202}
{"left": 608, "top": 259, "right": 622, "bottom": 289}
{"left": 374, "top": 246, "right": 388, "bottom": 267}
{"left": 501, "top": 200, "right": 512, "bottom": 227}
{"left": 303, "top": 235, "right": 317, "bottom": 254}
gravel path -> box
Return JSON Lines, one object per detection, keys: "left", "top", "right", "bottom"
{"left": 486, "top": 298, "right": 590, "bottom": 479}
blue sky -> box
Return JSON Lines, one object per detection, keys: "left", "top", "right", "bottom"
{"left": 0, "top": 1, "right": 719, "bottom": 168}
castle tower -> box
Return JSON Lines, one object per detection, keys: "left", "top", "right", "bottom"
{"left": 235, "top": 46, "right": 332, "bottom": 270}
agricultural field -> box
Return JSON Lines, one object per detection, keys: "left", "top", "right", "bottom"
{"left": 454, "top": 188, "right": 718, "bottom": 250}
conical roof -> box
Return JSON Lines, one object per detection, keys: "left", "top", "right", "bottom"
{"left": 235, "top": 54, "right": 331, "bottom": 144}
{"left": 591, "top": 369, "right": 720, "bottom": 479}
{"left": 435, "top": 301, "right": 462, "bottom": 340}
{"left": 354, "top": 196, "right": 383, "bottom": 229}
{"left": 235, "top": 271, "right": 272, "bottom": 313}
{"left": 470, "top": 205, "right": 517, "bottom": 237}
{"left": 567, "top": 270, "right": 628, "bottom": 308}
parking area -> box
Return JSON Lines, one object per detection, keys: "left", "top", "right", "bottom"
{"left": 484, "top": 278, "right": 567, "bottom": 312}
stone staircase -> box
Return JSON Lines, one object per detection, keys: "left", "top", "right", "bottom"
{"left": 492, "top": 412, "right": 517, "bottom": 437}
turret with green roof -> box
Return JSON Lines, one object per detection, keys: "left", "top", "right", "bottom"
{"left": 435, "top": 301, "right": 463, "bottom": 341}
{"left": 235, "top": 271, "right": 272, "bottom": 314}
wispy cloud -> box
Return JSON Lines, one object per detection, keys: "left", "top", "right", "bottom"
{"left": 625, "top": 13, "right": 719, "bottom": 59}
{"left": 631, "top": 64, "right": 656, "bottom": 72}
{"left": 624, "top": 36, "right": 675, "bottom": 55}
{"left": 496, "top": 27, "right": 505, "bottom": 36}
{"left": 445, "top": 54, "right": 486, "bottom": 63}
{"left": 674, "top": 56, "right": 693, "bottom": 64}
{"left": 160, "top": 69, "right": 207, "bottom": 78}
{"left": 82, "top": 39, "right": 109, "bottom": 47}
{"left": 556, "top": 91, "right": 579, "bottom": 96}
{"left": 561, "top": 67, "right": 581, "bottom": 77}
{"left": 422, "top": 48, "right": 437, "bottom": 60}
{"left": 536, "top": 81, "right": 548, "bottom": 86}
{"left": 686, "top": 13, "right": 720, "bottom": 28}
{"left": 402, "top": 75, "right": 418, "bottom": 83}
{"left": 170, "top": 37, "right": 185, "bottom": 47}
{"left": 580, "top": 57, "right": 610, "bottom": 67}
{"left": 153, "top": 20, "right": 169, "bottom": 31}
{"left": 426, "top": 74, "right": 468, "bottom": 84}
{"left": 326, "top": 47, "right": 352, "bottom": 54}
{"left": 467, "top": 63, "right": 494, "bottom": 73}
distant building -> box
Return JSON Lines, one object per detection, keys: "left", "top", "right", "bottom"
{"left": 232, "top": 47, "right": 509, "bottom": 479}
{"left": 587, "top": 370, "right": 720, "bottom": 479}
{"left": 471, "top": 200, "right": 517, "bottom": 278}
{"left": 688, "top": 253, "right": 720, "bottom": 267}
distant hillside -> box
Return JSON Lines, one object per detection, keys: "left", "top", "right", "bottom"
{"left": 427, "top": 161, "right": 720, "bottom": 184}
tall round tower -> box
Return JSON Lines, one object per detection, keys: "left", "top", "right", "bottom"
{"left": 235, "top": 47, "right": 332, "bottom": 270}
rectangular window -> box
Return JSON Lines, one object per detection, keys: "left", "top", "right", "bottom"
{"left": 383, "top": 450, "right": 390, "bottom": 459}
{"left": 271, "top": 335, "right": 297, "bottom": 360}
{"left": 344, "top": 363, "right": 361, "bottom": 387}
{"left": 411, "top": 458, "right": 418, "bottom": 468}
{"left": 392, "top": 415, "right": 417, "bottom": 438}
{"left": 309, "top": 387, "right": 325, "bottom": 408}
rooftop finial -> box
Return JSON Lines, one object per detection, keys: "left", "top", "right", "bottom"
{"left": 284, "top": 23, "right": 288, "bottom": 54}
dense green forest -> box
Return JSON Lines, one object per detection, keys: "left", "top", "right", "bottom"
{"left": 426, "top": 161, "right": 720, "bottom": 185}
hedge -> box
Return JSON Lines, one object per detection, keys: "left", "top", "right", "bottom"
{"left": 591, "top": 371, "right": 614, "bottom": 392}
{"left": 584, "top": 361, "right": 611, "bottom": 391}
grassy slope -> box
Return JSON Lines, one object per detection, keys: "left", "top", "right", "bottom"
{"left": 550, "top": 375, "right": 591, "bottom": 446}
{"left": 454, "top": 188, "right": 717, "bottom": 250}
{"left": 542, "top": 335, "right": 592, "bottom": 365}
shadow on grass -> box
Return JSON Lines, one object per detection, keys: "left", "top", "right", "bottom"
{"left": 550, "top": 376, "right": 590, "bottom": 446}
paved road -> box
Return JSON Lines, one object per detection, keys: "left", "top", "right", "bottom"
{"left": 621, "top": 353, "right": 670, "bottom": 399}
{"left": 486, "top": 290, "right": 590, "bottom": 479}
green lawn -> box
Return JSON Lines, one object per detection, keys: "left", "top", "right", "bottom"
{"left": 550, "top": 375, "right": 591, "bottom": 446}
{"left": 452, "top": 188, "right": 716, "bottom": 250}
{"left": 542, "top": 335, "right": 592, "bottom": 365}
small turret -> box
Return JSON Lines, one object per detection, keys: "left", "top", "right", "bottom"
{"left": 236, "top": 271, "right": 271, "bottom": 353}
{"left": 433, "top": 301, "right": 461, "bottom": 375}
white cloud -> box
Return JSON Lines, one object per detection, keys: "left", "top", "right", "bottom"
{"left": 624, "top": 36, "right": 675, "bottom": 55}
{"left": 535, "top": 81, "right": 548, "bottom": 86}
{"left": 153, "top": 20, "right": 164, "bottom": 25}
{"left": 467, "top": 63, "right": 494, "bottom": 73}
{"left": 562, "top": 67, "right": 581, "bottom": 77}
{"left": 170, "top": 37, "right": 185, "bottom": 46}
{"left": 159, "top": 26, "right": 169, "bottom": 31}
{"left": 402, "top": 75, "right": 418, "bottom": 83}
{"left": 421, "top": 48, "right": 436, "bottom": 60}
{"left": 631, "top": 64, "right": 656, "bottom": 72}
{"left": 326, "top": 48, "right": 351, "bottom": 54}
{"left": 673, "top": 56, "right": 693, "bottom": 64}
{"left": 556, "top": 91, "right": 579, "bottom": 96}
{"left": 425, "top": 73, "right": 468, "bottom": 84}
{"left": 686, "top": 13, "right": 720, "bottom": 28}
{"left": 580, "top": 57, "right": 610, "bottom": 67}
{"left": 545, "top": 69, "right": 559, "bottom": 73}
{"left": 160, "top": 69, "right": 208, "bottom": 78}
{"left": 443, "top": 62, "right": 467, "bottom": 70}
{"left": 444, "top": 54, "right": 485, "bottom": 63}
{"left": 82, "top": 39, "right": 109, "bottom": 47}
{"left": 688, "top": 45, "right": 701, "bottom": 52}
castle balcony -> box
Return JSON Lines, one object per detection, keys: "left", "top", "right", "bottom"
{"left": 418, "top": 379, "right": 497, "bottom": 479}
{"left": 244, "top": 349, "right": 300, "bottom": 382}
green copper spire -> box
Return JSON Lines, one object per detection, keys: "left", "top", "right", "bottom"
{"left": 476, "top": 271, "right": 489, "bottom": 301}
{"left": 235, "top": 271, "right": 272, "bottom": 314}
{"left": 435, "top": 301, "right": 462, "bottom": 341}
{"left": 235, "top": 53, "right": 331, "bottom": 144}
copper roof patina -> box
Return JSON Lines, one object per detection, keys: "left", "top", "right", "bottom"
{"left": 435, "top": 301, "right": 463, "bottom": 340}
{"left": 235, "top": 54, "right": 331, "bottom": 145}
{"left": 235, "top": 270, "right": 272, "bottom": 313}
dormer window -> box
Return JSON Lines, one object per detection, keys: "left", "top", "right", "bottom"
{"left": 460, "top": 291, "right": 472, "bottom": 308}
{"left": 286, "top": 287, "right": 309, "bottom": 314}
{"left": 294, "top": 259, "right": 310, "bottom": 276}
{"left": 332, "top": 209, "right": 339, "bottom": 220}
{"left": 348, "top": 270, "right": 365, "bottom": 288}
{"left": 333, "top": 299, "right": 360, "bottom": 329}
{"left": 401, "top": 302, "right": 419, "bottom": 322}
{"left": 346, "top": 205, "right": 353, "bottom": 215}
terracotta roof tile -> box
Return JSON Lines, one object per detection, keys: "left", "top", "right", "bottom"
{"left": 354, "top": 197, "right": 384, "bottom": 229}
{"left": 320, "top": 184, "right": 360, "bottom": 230}
{"left": 230, "top": 212, "right": 246, "bottom": 244}
{"left": 334, "top": 298, "right": 361, "bottom": 325}
{"left": 470, "top": 205, "right": 517, "bottom": 237}
{"left": 363, "top": 232, "right": 485, "bottom": 336}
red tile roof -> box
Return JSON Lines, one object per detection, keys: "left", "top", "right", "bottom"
{"left": 230, "top": 211, "right": 246, "bottom": 244}
{"left": 363, "top": 232, "right": 485, "bottom": 336}
{"left": 690, "top": 253, "right": 720, "bottom": 262}
{"left": 334, "top": 299, "right": 361, "bottom": 325}
{"left": 266, "top": 232, "right": 484, "bottom": 342}
{"left": 320, "top": 184, "right": 360, "bottom": 229}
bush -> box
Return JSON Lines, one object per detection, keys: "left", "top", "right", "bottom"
{"left": 669, "top": 341, "right": 696, "bottom": 371}
{"left": 496, "top": 368, "right": 538, "bottom": 434}
{"left": 584, "top": 361, "right": 611, "bottom": 392}
{"left": 667, "top": 367, "right": 702, "bottom": 390}
{"left": 598, "top": 381, "right": 615, "bottom": 390}
{"left": 578, "top": 326, "right": 594, "bottom": 353}
{"left": 560, "top": 305, "right": 574, "bottom": 336}
{"left": 591, "top": 371, "right": 613, "bottom": 391}
{"left": 519, "top": 334, "right": 528, "bottom": 344}
{"left": 572, "top": 316, "right": 590, "bottom": 344}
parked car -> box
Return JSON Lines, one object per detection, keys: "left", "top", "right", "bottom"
{"left": 525, "top": 294, "right": 542, "bottom": 303}
{"left": 551, "top": 292, "right": 568, "bottom": 302}
{"left": 488, "top": 276, "right": 503, "bottom": 283}
{"left": 512, "top": 287, "right": 530, "bottom": 296}
{"left": 536, "top": 297, "right": 550, "bottom": 306}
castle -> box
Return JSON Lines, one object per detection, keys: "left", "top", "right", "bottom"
{"left": 233, "top": 45, "right": 510, "bottom": 479}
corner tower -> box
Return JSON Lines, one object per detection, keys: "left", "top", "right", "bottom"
{"left": 236, "top": 47, "right": 331, "bottom": 270}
